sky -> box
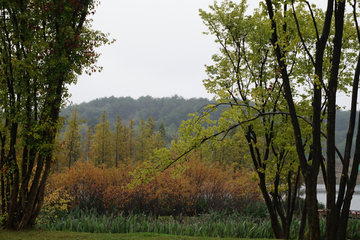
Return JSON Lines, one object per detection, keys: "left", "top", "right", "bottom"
{"left": 66, "top": 0, "right": 352, "bottom": 107}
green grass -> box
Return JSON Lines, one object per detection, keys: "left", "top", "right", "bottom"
{"left": 38, "top": 208, "right": 277, "bottom": 238}
{"left": 0, "top": 229, "right": 276, "bottom": 240}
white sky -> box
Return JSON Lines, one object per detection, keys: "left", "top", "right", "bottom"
{"left": 67, "top": 0, "right": 353, "bottom": 108}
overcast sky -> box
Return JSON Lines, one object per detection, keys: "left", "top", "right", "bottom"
{"left": 67, "top": 0, "right": 353, "bottom": 108}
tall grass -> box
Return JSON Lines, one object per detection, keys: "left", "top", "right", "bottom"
{"left": 41, "top": 207, "right": 276, "bottom": 238}
{"left": 39, "top": 207, "right": 360, "bottom": 239}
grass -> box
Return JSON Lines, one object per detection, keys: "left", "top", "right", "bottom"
{"left": 38, "top": 208, "right": 277, "bottom": 239}
{"left": 0, "top": 229, "right": 276, "bottom": 240}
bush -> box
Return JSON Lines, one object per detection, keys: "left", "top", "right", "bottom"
{"left": 45, "top": 159, "right": 261, "bottom": 218}
{"left": 37, "top": 187, "right": 73, "bottom": 225}
{"left": 239, "top": 201, "right": 269, "bottom": 219}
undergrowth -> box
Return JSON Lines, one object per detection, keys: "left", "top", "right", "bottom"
{"left": 37, "top": 207, "right": 360, "bottom": 240}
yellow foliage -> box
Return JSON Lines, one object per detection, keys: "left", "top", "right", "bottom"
{"left": 37, "top": 186, "right": 73, "bottom": 225}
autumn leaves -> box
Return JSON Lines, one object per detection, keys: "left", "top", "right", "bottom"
{"left": 46, "top": 159, "right": 261, "bottom": 220}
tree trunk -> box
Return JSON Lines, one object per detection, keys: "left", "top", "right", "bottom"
{"left": 304, "top": 174, "right": 321, "bottom": 240}
{"left": 258, "top": 174, "right": 285, "bottom": 239}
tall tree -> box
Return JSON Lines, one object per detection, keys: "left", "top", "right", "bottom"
{"left": 113, "top": 115, "right": 127, "bottom": 167}
{"left": 0, "top": 0, "right": 111, "bottom": 230}
{"left": 127, "top": 119, "right": 136, "bottom": 163}
{"left": 209, "top": 130, "right": 251, "bottom": 168}
{"left": 196, "top": 2, "right": 306, "bottom": 238}
{"left": 263, "top": 1, "right": 359, "bottom": 239}
{"left": 63, "top": 106, "right": 82, "bottom": 169}
{"left": 92, "top": 110, "right": 114, "bottom": 166}
{"left": 83, "top": 125, "right": 94, "bottom": 162}
{"left": 155, "top": 121, "right": 167, "bottom": 149}
{"left": 53, "top": 132, "right": 66, "bottom": 173}
{"left": 135, "top": 118, "right": 156, "bottom": 162}
{"left": 146, "top": 1, "right": 359, "bottom": 239}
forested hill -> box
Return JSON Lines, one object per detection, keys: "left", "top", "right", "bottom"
{"left": 60, "top": 95, "right": 223, "bottom": 134}
{"left": 60, "top": 95, "right": 355, "bottom": 151}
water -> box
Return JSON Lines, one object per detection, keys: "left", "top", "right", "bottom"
{"left": 316, "top": 184, "right": 360, "bottom": 210}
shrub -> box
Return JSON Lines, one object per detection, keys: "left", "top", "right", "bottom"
{"left": 37, "top": 186, "right": 73, "bottom": 225}
{"left": 45, "top": 159, "right": 261, "bottom": 218}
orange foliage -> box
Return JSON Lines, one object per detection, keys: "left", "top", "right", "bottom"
{"left": 46, "top": 159, "right": 261, "bottom": 217}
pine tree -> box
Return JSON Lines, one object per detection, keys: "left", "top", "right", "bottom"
{"left": 53, "top": 133, "right": 66, "bottom": 173}
{"left": 113, "top": 115, "right": 127, "bottom": 167}
{"left": 83, "top": 125, "right": 93, "bottom": 162}
{"left": 135, "top": 117, "right": 156, "bottom": 162}
{"left": 63, "top": 106, "right": 82, "bottom": 169}
{"left": 155, "top": 121, "right": 167, "bottom": 149}
{"left": 127, "top": 119, "right": 136, "bottom": 163}
{"left": 92, "top": 111, "right": 114, "bottom": 166}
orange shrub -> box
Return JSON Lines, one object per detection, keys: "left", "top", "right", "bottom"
{"left": 46, "top": 159, "right": 261, "bottom": 216}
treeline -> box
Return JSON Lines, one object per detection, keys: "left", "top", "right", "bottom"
{"left": 55, "top": 104, "right": 251, "bottom": 172}
{"left": 55, "top": 108, "right": 169, "bottom": 171}
{"left": 59, "top": 96, "right": 357, "bottom": 157}
{"left": 60, "top": 95, "right": 223, "bottom": 135}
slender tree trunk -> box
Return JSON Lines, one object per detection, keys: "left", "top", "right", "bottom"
{"left": 299, "top": 201, "right": 307, "bottom": 240}
{"left": 258, "top": 174, "right": 285, "bottom": 239}
{"left": 326, "top": 2, "right": 345, "bottom": 239}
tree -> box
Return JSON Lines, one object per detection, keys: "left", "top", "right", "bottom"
{"left": 263, "top": 1, "right": 359, "bottom": 239}
{"left": 142, "top": 1, "right": 359, "bottom": 239}
{"left": 135, "top": 118, "right": 156, "bottom": 162}
{"left": 196, "top": 1, "right": 359, "bottom": 239}
{"left": 92, "top": 110, "right": 114, "bottom": 166}
{"left": 83, "top": 125, "right": 94, "bottom": 162}
{"left": 63, "top": 106, "right": 82, "bottom": 169}
{"left": 209, "top": 130, "right": 251, "bottom": 168}
{"left": 155, "top": 121, "right": 167, "bottom": 149}
{"left": 193, "top": 2, "right": 307, "bottom": 238}
{"left": 53, "top": 132, "right": 67, "bottom": 173}
{"left": 113, "top": 115, "right": 127, "bottom": 167}
{"left": 126, "top": 119, "right": 136, "bottom": 163}
{"left": 0, "top": 0, "right": 112, "bottom": 230}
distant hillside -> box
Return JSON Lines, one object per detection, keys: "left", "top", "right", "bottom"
{"left": 60, "top": 95, "right": 222, "bottom": 134}
{"left": 60, "top": 96, "right": 357, "bottom": 155}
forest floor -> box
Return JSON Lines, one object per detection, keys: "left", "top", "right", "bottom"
{"left": 0, "top": 229, "right": 277, "bottom": 240}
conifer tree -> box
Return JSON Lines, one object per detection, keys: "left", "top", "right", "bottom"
{"left": 127, "top": 119, "right": 136, "bottom": 163}
{"left": 155, "top": 121, "right": 167, "bottom": 149}
{"left": 135, "top": 117, "right": 156, "bottom": 162}
{"left": 113, "top": 115, "right": 126, "bottom": 167}
{"left": 83, "top": 125, "right": 94, "bottom": 162}
{"left": 53, "top": 133, "right": 66, "bottom": 173}
{"left": 158, "top": 122, "right": 167, "bottom": 142}
{"left": 92, "top": 111, "right": 114, "bottom": 166}
{"left": 63, "top": 107, "right": 82, "bottom": 169}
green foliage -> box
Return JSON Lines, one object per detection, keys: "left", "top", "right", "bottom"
{"left": 0, "top": 0, "right": 113, "bottom": 230}
{"left": 35, "top": 208, "right": 360, "bottom": 240}
{"left": 60, "top": 96, "right": 223, "bottom": 135}
{"left": 113, "top": 116, "right": 127, "bottom": 167}
{"left": 83, "top": 125, "right": 94, "bottom": 161}
{"left": 239, "top": 201, "right": 269, "bottom": 219}
{"left": 92, "top": 111, "right": 114, "bottom": 166}
{"left": 59, "top": 95, "right": 357, "bottom": 162}
{"left": 155, "top": 122, "right": 167, "bottom": 149}
{"left": 134, "top": 118, "right": 154, "bottom": 162}
{"left": 62, "top": 106, "right": 83, "bottom": 169}
{"left": 37, "top": 187, "right": 73, "bottom": 226}
{"left": 142, "top": 1, "right": 335, "bottom": 239}
{"left": 40, "top": 208, "right": 277, "bottom": 238}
